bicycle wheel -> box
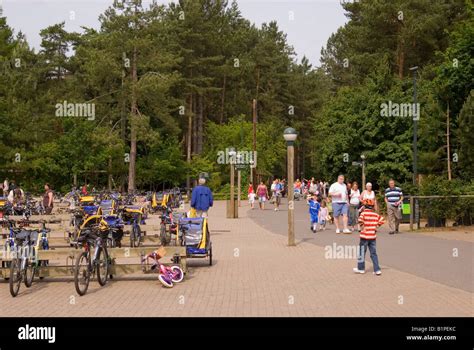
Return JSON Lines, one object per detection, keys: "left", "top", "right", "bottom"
{"left": 129, "top": 226, "right": 136, "bottom": 247}
{"left": 96, "top": 247, "right": 109, "bottom": 286}
{"left": 170, "top": 266, "right": 184, "bottom": 283}
{"left": 130, "top": 225, "right": 141, "bottom": 248}
{"left": 25, "top": 247, "right": 36, "bottom": 288}
{"left": 9, "top": 257, "right": 22, "bottom": 297}
{"left": 158, "top": 273, "right": 173, "bottom": 288}
{"left": 74, "top": 251, "right": 91, "bottom": 296}
{"left": 24, "top": 259, "right": 35, "bottom": 288}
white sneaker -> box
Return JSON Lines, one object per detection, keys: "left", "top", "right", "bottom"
{"left": 343, "top": 229, "right": 351, "bottom": 234}
{"left": 353, "top": 268, "right": 365, "bottom": 274}
{"left": 336, "top": 229, "right": 341, "bottom": 234}
{"left": 274, "top": 208, "right": 277, "bottom": 211}
{"left": 374, "top": 270, "right": 382, "bottom": 276}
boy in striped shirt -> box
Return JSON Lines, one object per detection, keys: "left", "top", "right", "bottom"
{"left": 353, "top": 200, "right": 384, "bottom": 275}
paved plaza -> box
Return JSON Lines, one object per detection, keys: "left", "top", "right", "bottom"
{"left": 1, "top": 200, "right": 472, "bottom": 317}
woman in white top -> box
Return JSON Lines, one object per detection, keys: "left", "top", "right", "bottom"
{"left": 360, "top": 182, "right": 379, "bottom": 212}
{"left": 349, "top": 182, "right": 361, "bottom": 231}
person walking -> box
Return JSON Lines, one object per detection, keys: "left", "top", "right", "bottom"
{"left": 3, "top": 178, "right": 8, "bottom": 197}
{"left": 43, "top": 183, "right": 54, "bottom": 215}
{"left": 247, "top": 183, "right": 254, "bottom": 196}
{"left": 349, "top": 182, "right": 361, "bottom": 232}
{"left": 191, "top": 177, "right": 213, "bottom": 218}
{"left": 272, "top": 179, "right": 282, "bottom": 211}
{"left": 309, "top": 179, "right": 317, "bottom": 196}
{"left": 360, "top": 182, "right": 378, "bottom": 212}
{"left": 248, "top": 188, "right": 256, "bottom": 209}
{"left": 307, "top": 194, "right": 321, "bottom": 233}
{"left": 328, "top": 175, "right": 351, "bottom": 234}
{"left": 256, "top": 181, "right": 269, "bottom": 210}
{"left": 319, "top": 200, "right": 329, "bottom": 230}
{"left": 384, "top": 179, "right": 403, "bottom": 235}
{"left": 353, "top": 199, "right": 384, "bottom": 275}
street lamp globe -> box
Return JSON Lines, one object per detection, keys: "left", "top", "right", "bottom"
{"left": 283, "top": 128, "right": 297, "bottom": 144}
{"left": 361, "top": 154, "right": 366, "bottom": 160}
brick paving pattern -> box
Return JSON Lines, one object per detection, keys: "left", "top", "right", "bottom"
{"left": 1, "top": 201, "right": 472, "bottom": 317}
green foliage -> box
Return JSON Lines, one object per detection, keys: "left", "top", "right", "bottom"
{"left": 0, "top": 0, "right": 472, "bottom": 195}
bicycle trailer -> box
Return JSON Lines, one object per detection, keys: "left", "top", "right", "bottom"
{"left": 178, "top": 217, "right": 212, "bottom": 265}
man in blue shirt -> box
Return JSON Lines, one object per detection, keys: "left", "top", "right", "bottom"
{"left": 384, "top": 179, "right": 403, "bottom": 234}
{"left": 191, "top": 177, "right": 214, "bottom": 217}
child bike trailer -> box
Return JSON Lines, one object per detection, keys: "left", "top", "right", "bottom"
{"left": 178, "top": 217, "right": 212, "bottom": 266}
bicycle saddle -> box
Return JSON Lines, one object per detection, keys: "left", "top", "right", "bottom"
{"left": 77, "top": 229, "right": 98, "bottom": 243}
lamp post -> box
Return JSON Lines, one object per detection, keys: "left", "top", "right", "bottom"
{"left": 228, "top": 148, "right": 236, "bottom": 218}
{"left": 409, "top": 66, "right": 420, "bottom": 229}
{"left": 236, "top": 153, "right": 242, "bottom": 207}
{"left": 249, "top": 159, "right": 255, "bottom": 190}
{"left": 360, "top": 154, "right": 366, "bottom": 187}
{"left": 409, "top": 66, "right": 419, "bottom": 185}
{"left": 284, "top": 128, "right": 297, "bottom": 246}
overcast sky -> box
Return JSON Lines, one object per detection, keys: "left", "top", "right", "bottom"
{"left": 1, "top": 0, "right": 347, "bottom": 66}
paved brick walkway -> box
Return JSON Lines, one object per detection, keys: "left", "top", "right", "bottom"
{"left": 1, "top": 201, "right": 472, "bottom": 316}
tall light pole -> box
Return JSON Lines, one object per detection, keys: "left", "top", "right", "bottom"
{"left": 236, "top": 153, "right": 242, "bottom": 207}
{"left": 284, "top": 128, "right": 297, "bottom": 246}
{"left": 228, "top": 148, "right": 236, "bottom": 218}
{"left": 410, "top": 66, "right": 419, "bottom": 229}
{"left": 249, "top": 159, "right": 254, "bottom": 189}
{"left": 361, "top": 154, "right": 366, "bottom": 187}
{"left": 409, "top": 66, "right": 419, "bottom": 185}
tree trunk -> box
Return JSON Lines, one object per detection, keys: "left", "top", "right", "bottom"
{"left": 127, "top": 47, "right": 138, "bottom": 193}
{"left": 186, "top": 94, "right": 193, "bottom": 192}
{"left": 396, "top": 22, "right": 405, "bottom": 79}
{"left": 197, "top": 94, "right": 203, "bottom": 154}
{"left": 192, "top": 93, "right": 198, "bottom": 154}
{"left": 121, "top": 70, "right": 127, "bottom": 142}
{"left": 256, "top": 67, "right": 260, "bottom": 99}
{"left": 220, "top": 75, "right": 226, "bottom": 124}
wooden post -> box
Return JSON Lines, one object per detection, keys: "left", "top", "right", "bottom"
{"left": 409, "top": 196, "right": 414, "bottom": 231}
{"left": 288, "top": 144, "right": 295, "bottom": 246}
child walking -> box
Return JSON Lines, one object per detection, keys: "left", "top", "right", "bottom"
{"left": 319, "top": 200, "right": 329, "bottom": 231}
{"left": 307, "top": 195, "right": 321, "bottom": 233}
{"left": 248, "top": 189, "right": 256, "bottom": 209}
{"left": 353, "top": 200, "right": 384, "bottom": 275}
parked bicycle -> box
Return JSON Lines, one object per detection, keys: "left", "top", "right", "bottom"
{"left": 9, "top": 228, "right": 38, "bottom": 296}
{"left": 73, "top": 225, "right": 110, "bottom": 296}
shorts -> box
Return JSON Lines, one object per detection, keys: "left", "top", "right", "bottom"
{"left": 332, "top": 202, "right": 348, "bottom": 217}
{"left": 248, "top": 198, "right": 255, "bottom": 204}
{"left": 258, "top": 196, "right": 266, "bottom": 203}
